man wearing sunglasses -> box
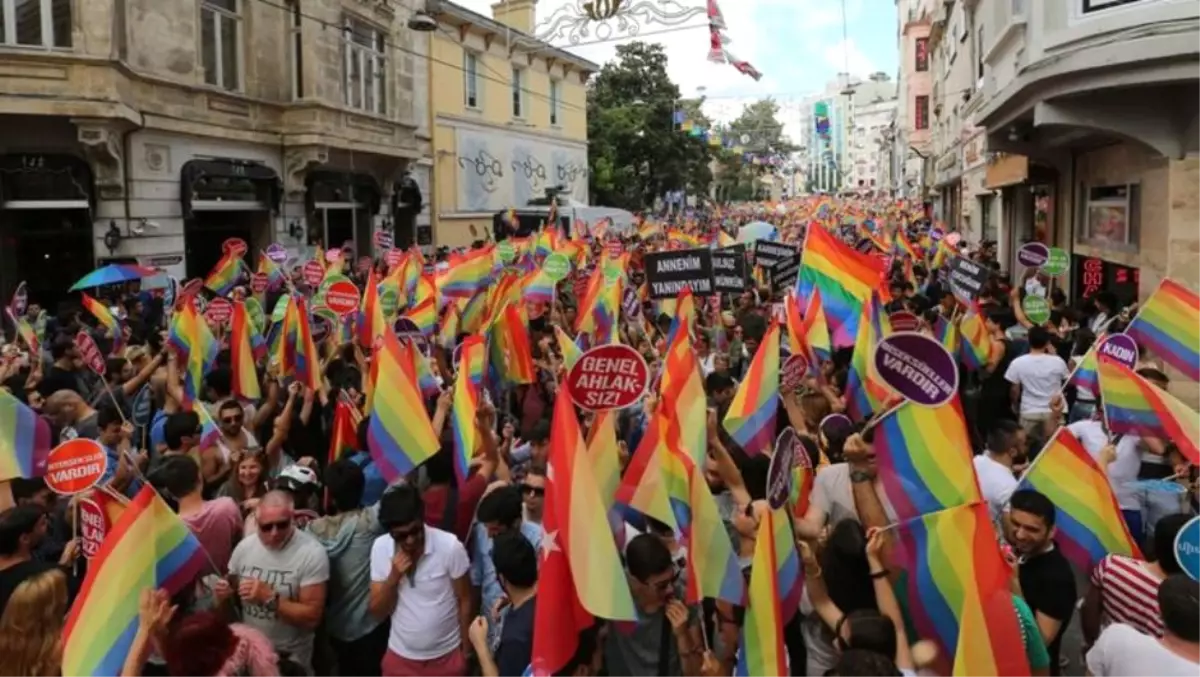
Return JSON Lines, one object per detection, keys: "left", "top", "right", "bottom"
{"left": 520, "top": 464, "right": 547, "bottom": 528}
{"left": 220, "top": 490, "right": 330, "bottom": 673}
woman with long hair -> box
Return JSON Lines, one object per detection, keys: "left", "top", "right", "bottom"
{"left": 217, "top": 451, "right": 269, "bottom": 514}
{"left": 0, "top": 567, "right": 69, "bottom": 676}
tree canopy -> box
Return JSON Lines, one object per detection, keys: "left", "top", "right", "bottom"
{"left": 712, "top": 98, "right": 795, "bottom": 202}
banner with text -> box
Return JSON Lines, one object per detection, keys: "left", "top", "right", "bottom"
{"left": 711, "top": 245, "right": 748, "bottom": 293}
{"left": 645, "top": 248, "right": 715, "bottom": 299}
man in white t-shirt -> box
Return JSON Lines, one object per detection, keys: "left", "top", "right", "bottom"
{"left": 972, "top": 420, "right": 1026, "bottom": 525}
{"left": 368, "top": 484, "right": 471, "bottom": 676}
{"left": 1004, "top": 326, "right": 1069, "bottom": 440}
{"left": 1086, "top": 574, "right": 1199, "bottom": 677}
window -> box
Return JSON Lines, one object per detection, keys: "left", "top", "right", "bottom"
{"left": 914, "top": 95, "right": 929, "bottom": 130}
{"left": 463, "top": 52, "right": 479, "bottom": 108}
{"left": 511, "top": 67, "right": 524, "bottom": 118}
{"left": 289, "top": 0, "right": 303, "bottom": 99}
{"left": 201, "top": 0, "right": 241, "bottom": 90}
{"left": 1, "top": 0, "right": 72, "bottom": 48}
{"left": 1082, "top": 0, "right": 1145, "bottom": 15}
{"left": 342, "top": 15, "right": 386, "bottom": 115}
{"left": 914, "top": 37, "right": 929, "bottom": 71}
{"left": 975, "top": 23, "right": 985, "bottom": 85}
{"left": 1082, "top": 184, "right": 1139, "bottom": 246}
{"left": 549, "top": 78, "right": 561, "bottom": 126}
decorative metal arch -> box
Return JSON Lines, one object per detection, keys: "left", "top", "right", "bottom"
{"left": 533, "top": 0, "right": 706, "bottom": 46}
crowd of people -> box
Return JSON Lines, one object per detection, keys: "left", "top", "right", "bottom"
{"left": 0, "top": 195, "right": 1196, "bottom": 677}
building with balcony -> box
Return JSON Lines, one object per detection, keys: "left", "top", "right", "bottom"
{"left": 894, "top": 0, "right": 936, "bottom": 199}
{"left": 425, "top": 0, "right": 596, "bottom": 249}
{"left": 972, "top": 0, "right": 1198, "bottom": 306}
{"left": 847, "top": 96, "right": 899, "bottom": 192}
{"left": 0, "top": 0, "right": 433, "bottom": 307}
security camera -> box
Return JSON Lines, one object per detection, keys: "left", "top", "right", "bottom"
{"left": 129, "top": 221, "right": 145, "bottom": 236}
{"left": 142, "top": 219, "right": 161, "bottom": 230}
{"left": 407, "top": 10, "right": 437, "bottom": 31}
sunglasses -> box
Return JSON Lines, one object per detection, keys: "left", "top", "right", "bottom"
{"left": 391, "top": 525, "right": 424, "bottom": 542}
{"left": 521, "top": 484, "right": 545, "bottom": 497}
{"left": 259, "top": 519, "right": 292, "bottom": 533}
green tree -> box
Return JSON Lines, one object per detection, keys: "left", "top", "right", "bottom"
{"left": 712, "top": 98, "right": 795, "bottom": 203}
{"left": 587, "top": 42, "right": 715, "bottom": 210}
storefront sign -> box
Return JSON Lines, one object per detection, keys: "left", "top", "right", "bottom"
{"left": 1071, "top": 255, "right": 1139, "bottom": 306}
{"left": 1098, "top": 333, "right": 1139, "bottom": 370}
{"left": 45, "top": 438, "right": 108, "bottom": 495}
{"left": 947, "top": 256, "right": 989, "bottom": 303}
{"left": 985, "top": 153, "right": 1029, "bottom": 189}
{"left": 644, "top": 248, "right": 714, "bottom": 299}
{"left": 766, "top": 428, "right": 800, "bottom": 509}
{"left": 566, "top": 343, "right": 650, "bottom": 411}
{"left": 74, "top": 332, "right": 106, "bottom": 375}
{"left": 711, "top": 245, "right": 747, "bottom": 293}
{"left": 874, "top": 332, "right": 959, "bottom": 407}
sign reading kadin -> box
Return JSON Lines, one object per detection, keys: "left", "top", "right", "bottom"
{"left": 1098, "top": 333, "right": 1139, "bottom": 369}
{"left": 78, "top": 496, "right": 106, "bottom": 559}
{"left": 873, "top": 331, "right": 959, "bottom": 408}
{"left": 44, "top": 438, "right": 108, "bottom": 495}
{"left": 74, "top": 331, "right": 106, "bottom": 375}
{"left": 766, "top": 427, "right": 799, "bottom": 510}
{"left": 325, "top": 280, "right": 361, "bottom": 316}
{"left": 566, "top": 343, "right": 650, "bottom": 411}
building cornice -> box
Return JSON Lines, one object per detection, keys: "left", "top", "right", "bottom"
{"left": 431, "top": 0, "right": 600, "bottom": 75}
{"left": 435, "top": 112, "right": 589, "bottom": 149}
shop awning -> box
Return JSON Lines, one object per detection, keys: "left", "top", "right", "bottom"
{"left": 180, "top": 159, "right": 282, "bottom": 219}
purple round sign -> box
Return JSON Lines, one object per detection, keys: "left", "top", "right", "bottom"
{"left": 767, "top": 428, "right": 799, "bottom": 510}
{"left": 819, "top": 413, "right": 854, "bottom": 442}
{"left": 873, "top": 331, "right": 959, "bottom": 407}
{"left": 1097, "top": 333, "right": 1139, "bottom": 369}
{"left": 1017, "top": 242, "right": 1050, "bottom": 268}
{"left": 265, "top": 243, "right": 288, "bottom": 264}
{"left": 930, "top": 227, "right": 944, "bottom": 242}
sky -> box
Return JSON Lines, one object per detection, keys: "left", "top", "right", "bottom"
{"left": 454, "top": 0, "right": 899, "bottom": 142}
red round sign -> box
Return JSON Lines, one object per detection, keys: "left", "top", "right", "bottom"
{"left": 386, "top": 248, "right": 404, "bottom": 269}
{"left": 222, "top": 237, "right": 248, "bottom": 258}
{"left": 565, "top": 343, "right": 650, "bottom": 412}
{"left": 303, "top": 260, "right": 324, "bottom": 287}
{"left": 325, "top": 280, "right": 361, "bottom": 316}
{"left": 44, "top": 438, "right": 108, "bottom": 495}
{"left": 78, "top": 496, "right": 106, "bottom": 559}
{"left": 74, "top": 331, "right": 106, "bottom": 375}
{"left": 888, "top": 311, "right": 921, "bottom": 332}
{"left": 250, "top": 272, "right": 269, "bottom": 295}
{"left": 782, "top": 353, "right": 809, "bottom": 392}
{"left": 205, "top": 297, "right": 233, "bottom": 325}
{"left": 606, "top": 240, "right": 623, "bottom": 257}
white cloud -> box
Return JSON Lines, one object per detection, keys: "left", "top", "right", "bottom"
{"left": 821, "top": 37, "right": 876, "bottom": 79}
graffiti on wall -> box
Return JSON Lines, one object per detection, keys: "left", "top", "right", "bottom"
{"left": 456, "top": 128, "right": 588, "bottom": 212}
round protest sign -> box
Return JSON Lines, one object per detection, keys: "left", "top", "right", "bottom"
{"left": 386, "top": 248, "right": 405, "bottom": 269}
{"left": 1022, "top": 295, "right": 1051, "bottom": 325}
{"left": 1097, "top": 333, "right": 1139, "bottom": 369}
{"left": 265, "top": 242, "right": 288, "bottom": 263}
{"left": 395, "top": 317, "right": 422, "bottom": 341}
{"left": 374, "top": 230, "right": 394, "bottom": 250}
{"left": 819, "top": 413, "right": 854, "bottom": 442}
{"left": 888, "top": 311, "right": 921, "bottom": 332}
{"left": 312, "top": 305, "right": 339, "bottom": 326}
{"left": 222, "top": 237, "right": 248, "bottom": 258}
{"left": 302, "top": 260, "right": 324, "bottom": 287}
{"left": 1017, "top": 242, "right": 1050, "bottom": 268}
{"left": 74, "top": 332, "right": 106, "bottom": 375}
{"left": 1042, "top": 247, "right": 1069, "bottom": 276}
{"left": 1175, "top": 516, "right": 1199, "bottom": 581}
{"left": 781, "top": 353, "right": 809, "bottom": 392}
{"left": 543, "top": 253, "right": 571, "bottom": 282}
{"left": 767, "top": 428, "right": 799, "bottom": 510}
{"left": 325, "top": 280, "right": 361, "bottom": 316}
{"left": 606, "top": 240, "right": 623, "bottom": 258}
{"left": 205, "top": 297, "right": 233, "bottom": 325}
{"left": 78, "top": 497, "right": 106, "bottom": 559}
{"left": 873, "top": 331, "right": 959, "bottom": 408}
{"left": 566, "top": 343, "right": 650, "bottom": 411}
{"left": 379, "top": 287, "right": 400, "bottom": 318}
{"left": 930, "top": 227, "right": 944, "bottom": 241}
{"left": 249, "top": 272, "right": 269, "bottom": 295}
{"left": 45, "top": 438, "right": 107, "bottom": 495}
{"left": 162, "top": 276, "right": 179, "bottom": 310}
{"left": 497, "top": 241, "right": 516, "bottom": 263}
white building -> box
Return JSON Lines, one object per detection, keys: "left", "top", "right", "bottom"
{"left": 847, "top": 97, "right": 899, "bottom": 191}
{"left": 795, "top": 73, "right": 897, "bottom": 193}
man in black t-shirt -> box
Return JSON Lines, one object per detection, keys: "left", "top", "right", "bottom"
{"left": 467, "top": 532, "right": 538, "bottom": 676}
{"left": 1010, "top": 489, "right": 1078, "bottom": 676}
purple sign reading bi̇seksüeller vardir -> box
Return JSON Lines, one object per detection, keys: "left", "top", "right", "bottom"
{"left": 873, "top": 331, "right": 959, "bottom": 407}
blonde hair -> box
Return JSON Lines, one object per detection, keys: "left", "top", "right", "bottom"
{"left": 0, "top": 567, "right": 68, "bottom": 676}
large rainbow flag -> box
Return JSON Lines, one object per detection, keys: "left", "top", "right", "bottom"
{"left": 873, "top": 398, "right": 980, "bottom": 522}
{"left": 0, "top": 389, "right": 52, "bottom": 482}
{"left": 1125, "top": 278, "right": 1200, "bottom": 381}
{"left": 723, "top": 322, "right": 780, "bottom": 455}
{"left": 1097, "top": 358, "right": 1199, "bottom": 464}
{"left": 795, "top": 224, "right": 887, "bottom": 346}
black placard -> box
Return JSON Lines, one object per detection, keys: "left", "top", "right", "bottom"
{"left": 645, "top": 248, "right": 714, "bottom": 299}
{"left": 947, "top": 255, "right": 989, "bottom": 303}
{"left": 711, "top": 245, "right": 747, "bottom": 293}
{"left": 769, "top": 252, "right": 801, "bottom": 293}
{"left": 753, "top": 241, "right": 799, "bottom": 270}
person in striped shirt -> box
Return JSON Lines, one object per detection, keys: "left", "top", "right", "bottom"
{"left": 1081, "top": 513, "right": 1191, "bottom": 644}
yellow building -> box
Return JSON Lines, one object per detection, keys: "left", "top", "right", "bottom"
{"left": 427, "top": 0, "right": 598, "bottom": 248}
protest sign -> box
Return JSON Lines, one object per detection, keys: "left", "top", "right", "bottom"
{"left": 1175, "top": 516, "right": 1199, "bottom": 581}
{"left": 888, "top": 311, "right": 921, "bottom": 332}
{"left": 302, "top": 260, "right": 324, "bottom": 287}
{"left": 767, "top": 428, "right": 799, "bottom": 509}
{"left": 325, "top": 280, "right": 361, "bottom": 316}
{"left": 1017, "top": 242, "right": 1049, "bottom": 268}
{"left": 249, "top": 272, "right": 269, "bottom": 295}
{"left": 644, "top": 248, "right": 714, "bottom": 299}
{"left": 222, "top": 237, "right": 248, "bottom": 258}
{"left": 769, "top": 251, "right": 801, "bottom": 292}
{"left": 45, "top": 439, "right": 107, "bottom": 495}
{"left": 947, "top": 255, "right": 989, "bottom": 303}
{"left": 566, "top": 343, "right": 649, "bottom": 411}
{"left": 265, "top": 242, "right": 288, "bottom": 263}
{"left": 1043, "top": 247, "right": 1069, "bottom": 276}
{"left": 711, "top": 245, "right": 747, "bottom": 293}
{"left": 782, "top": 354, "right": 809, "bottom": 392}
{"left": 1098, "top": 333, "right": 1139, "bottom": 369}
{"left": 874, "top": 332, "right": 959, "bottom": 407}
{"left": 78, "top": 497, "right": 106, "bottom": 559}
{"left": 374, "top": 230, "right": 394, "bottom": 250}
{"left": 543, "top": 253, "right": 571, "bottom": 282}
{"left": 74, "top": 332, "right": 106, "bottom": 375}
{"left": 1022, "top": 296, "right": 1051, "bottom": 325}
{"left": 205, "top": 297, "right": 233, "bottom": 325}
{"left": 753, "top": 241, "right": 798, "bottom": 270}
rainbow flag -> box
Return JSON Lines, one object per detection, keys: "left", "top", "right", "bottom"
{"left": 873, "top": 399, "right": 980, "bottom": 522}
{"left": 1097, "top": 358, "right": 1199, "bottom": 464}
{"left": 492, "top": 303, "right": 535, "bottom": 385}
{"left": 167, "top": 303, "right": 218, "bottom": 409}
{"left": 404, "top": 340, "right": 440, "bottom": 401}
{"left": 959, "top": 306, "right": 993, "bottom": 371}
{"left": 932, "top": 315, "right": 960, "bottom": 356}
{"left": 290, "top": 298, "right": 322, "bottom": 391}
{"left": 660, "top": 318, "right": 707, "bottom": 466}
{"left": 783, "top": 293, "right": 817, "bottom": 372}
{"left": 80, "top": 293, "right": 121, "bottom": 348}
{"left": 894, "top": 230, "right": 922, "bottom": 260}
{"left": 437, "top": 306, "right": 460, "bottom": 351}
{"left": 1126, "top": 278, "right": 1200, "bottom": 381}
{"left": 929, "top": 238, "right": 956, "bottom": 271}
{"left": 229, "top": 302, "right": 262, "bottom": 401}
{"left": 789, "top": 450, "right": 815, "bottom": 520}
{"left": 554, "top": 325, "right": 582, "bottom": 372}
{"left": 723, "top": 323, "right": 780, "bottom": 455}
{"left": 402, "top": 297, "right": 437, "bottom": 336}
{"left": 256, "top": 252, "right": 285, "bottom": 291}
{"left": 366, "top": 328, "right": 440, "bottom": 482}
{"left": 357, "top": 269, "right": 387, "bottom": 349}
{"left": 328, "top": 395, "right": 362, "bottom": 465}
{"left": 845, "top": 292, "right": 893, "bottom": 420}
{"left": 1018, "top": 428, "right": 1143, "bottom": 571}
{"left": 204, "top": 253, "right": 244, "bottom": 296}
{"left": 892, "top": 502, "right": 1030, "bottom": 676}
{"left": 615, "top": 414, "right": 677, "bottom": 529}
{"left": 796, "top": 225, "right": 887, "bottom": 346}
{"left": 62, "top": 487, "right": 207, "bottom": 677}
{"left": 451, "top": 336, "right": 486, "bottom": 484}
{"left": 524, "top": 268, "right": 556, "bottom": 304}
{"left": 586, "top": 411, "right": 622, "bottom": 512}
{"left": 194, "top": 403, "right": 221, "bottom": 451}
{"left": 736, "top": 506, "right": 801, "bottom": 677}
{"left": 801, "top": 287, "right": 832, "bottom": 362}
{"left": 437, "top": 247, "right": 495, "bottom": 299}
{"left": 0, "top": 389, "right": 51, "bottom": 482}
{"left": 7, "top": 308, "right": 40, "bottom": 355}
{"left": 681, "top": 448, "right": 744, "bottom": 606}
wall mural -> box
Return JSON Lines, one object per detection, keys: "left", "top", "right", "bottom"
{"left": 456, "top": 127, "right": 588, "bottom": 212}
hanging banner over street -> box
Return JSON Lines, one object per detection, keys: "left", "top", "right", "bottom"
{"left": 711, "top": 245, "right": 747, "bottom": 293}
{"left": 644, "top": 248, "right": 714, "bottom": 299}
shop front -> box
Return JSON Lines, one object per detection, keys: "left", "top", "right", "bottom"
{"left": 180, "top": 159, "right": 281, "bottom": 282}
{"left": 959, "top": 130, "right": 992, "bottom": 244}
{"left": 304, "top": 171, "right": 382, "bottom": 257}
{"left": 0, "top": 153, "right": 96, "bottom": 308}
{"left": 932, "top": 144, "right": 962, "bottom": 230}
{"left": 985, "top": 153, "right": 1059, "bottom": 278}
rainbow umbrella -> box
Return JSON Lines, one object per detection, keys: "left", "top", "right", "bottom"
{"left": 69, "top": 263, "right": 159, "bottom": 291}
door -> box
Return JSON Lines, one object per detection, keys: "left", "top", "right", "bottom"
{"left": 0, "top": 209, "right": 94, "bottom": 312}
{"left": 184, "top": 212, "right": 266, "bottom": 283}
{"left": 324, "top": 208, "right": 355, "bottom": 254}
